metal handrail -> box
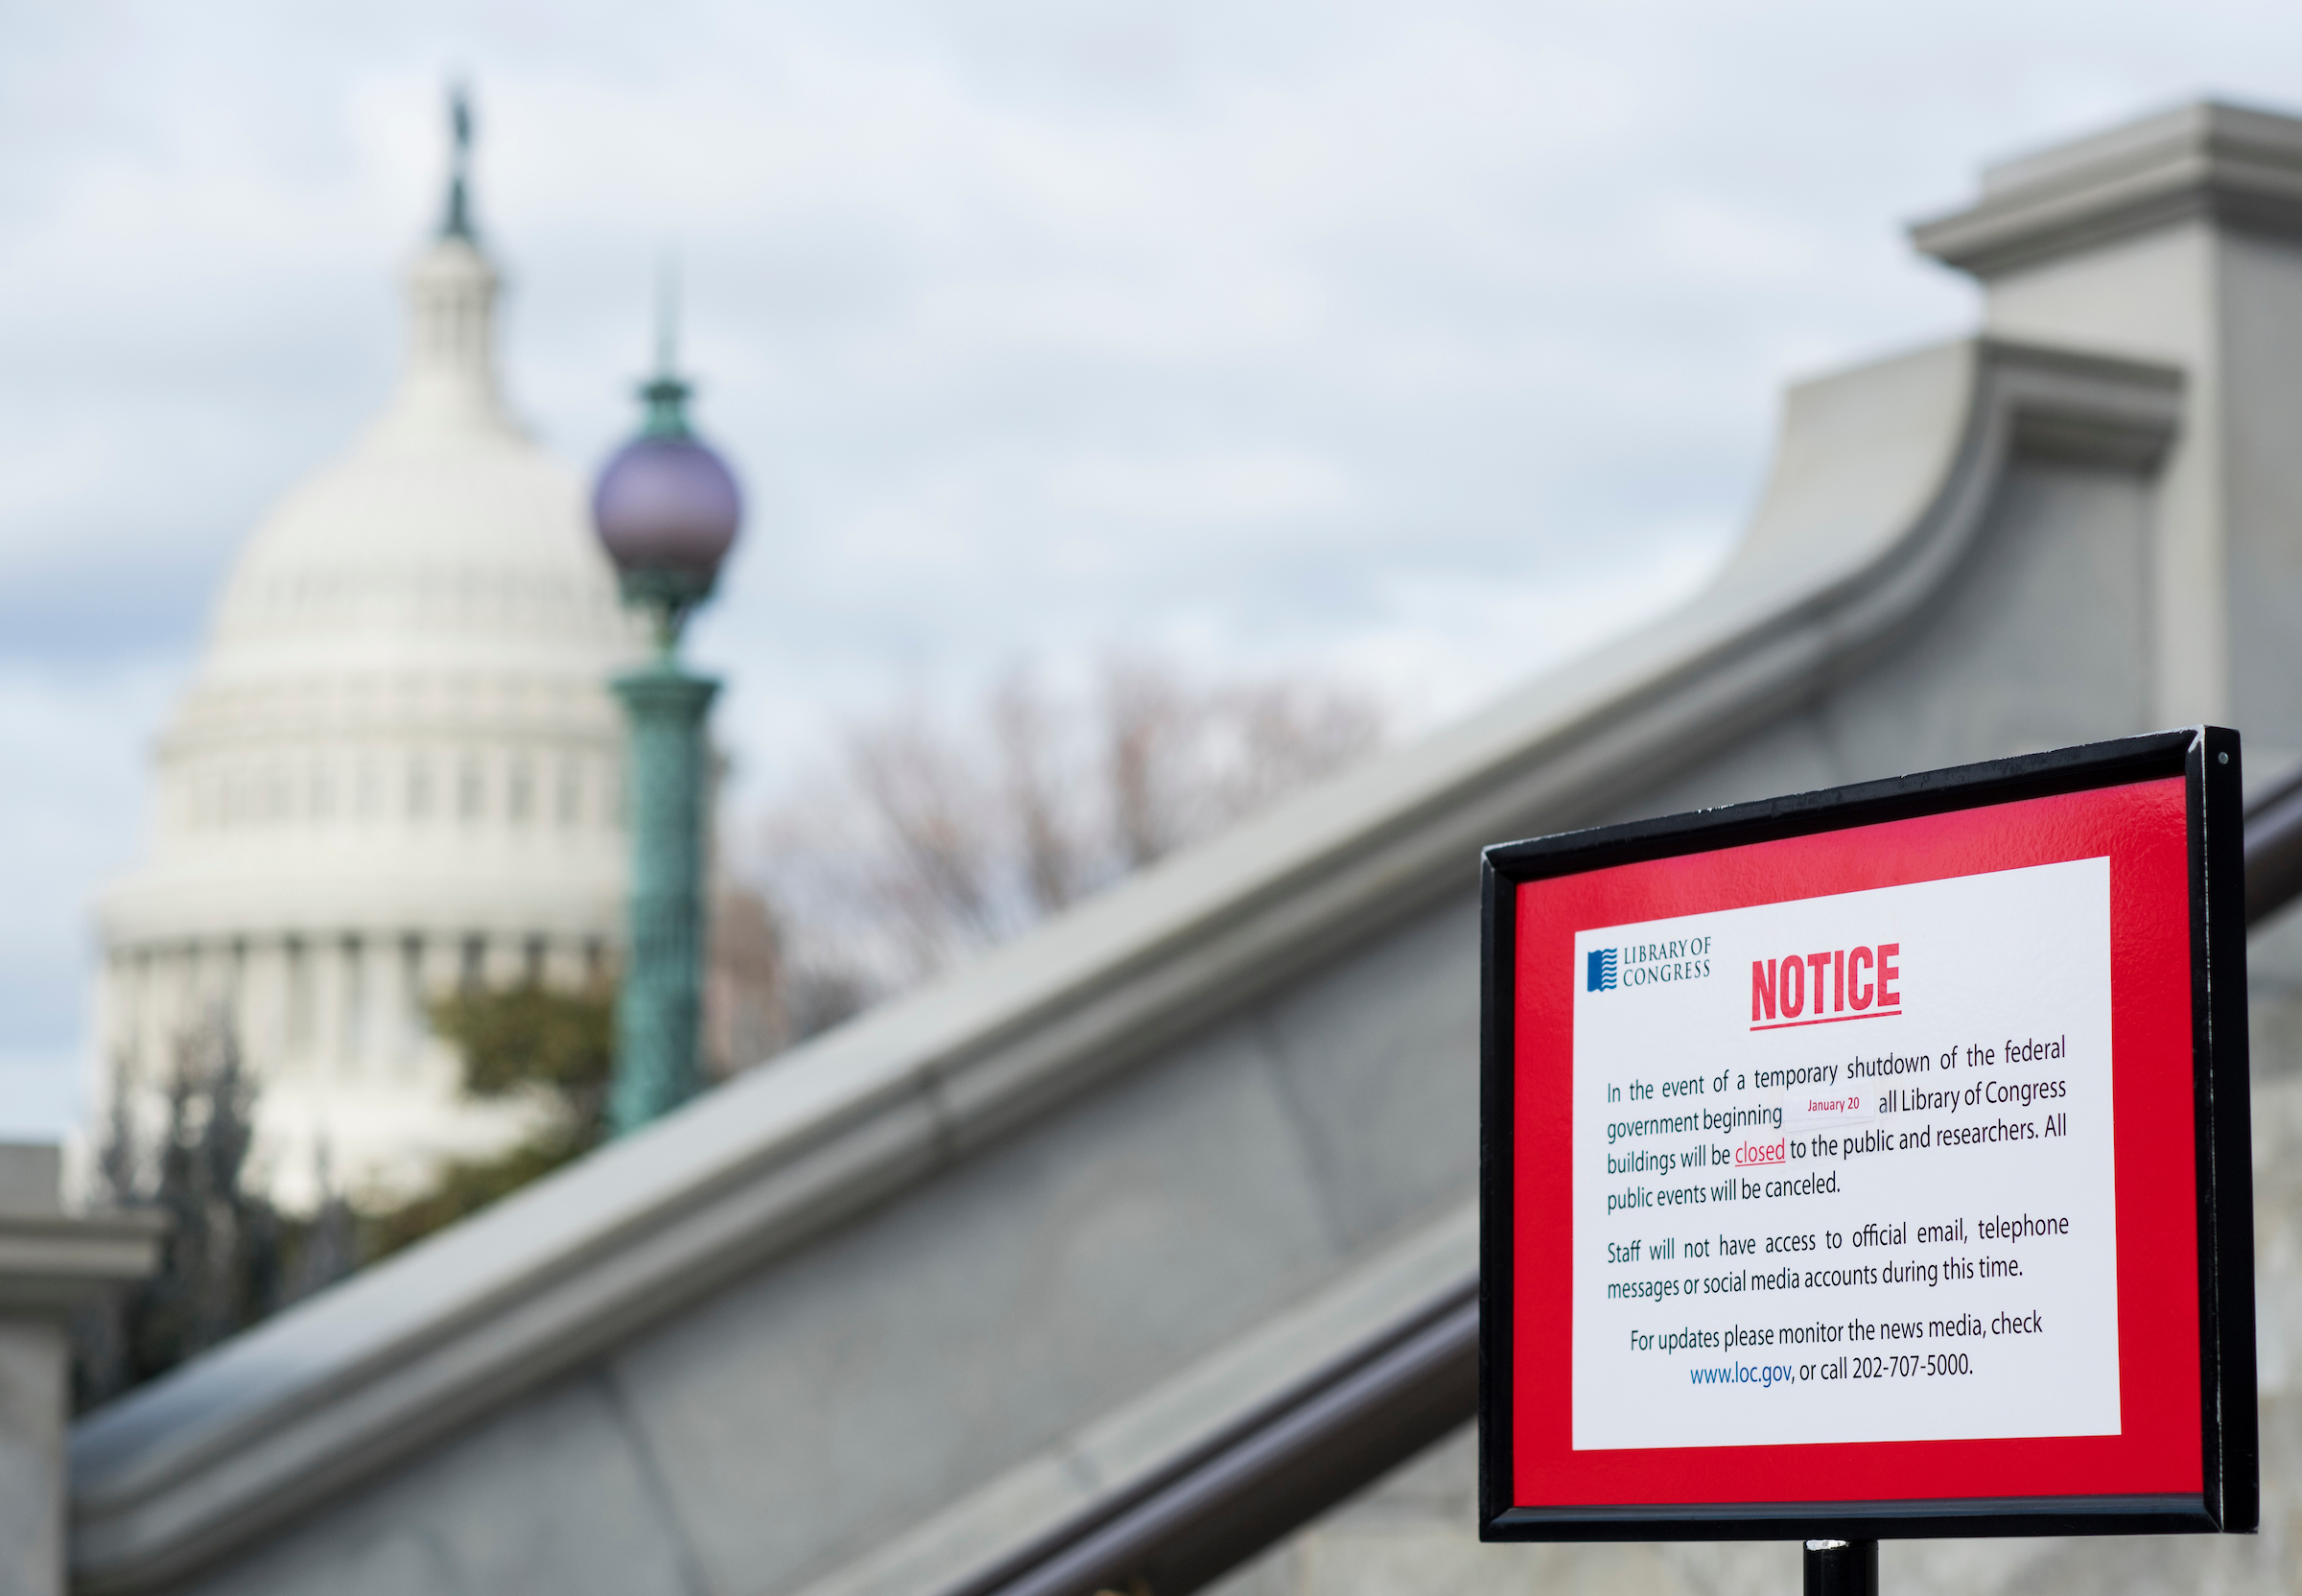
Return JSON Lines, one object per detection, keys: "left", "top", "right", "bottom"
{"left": 972, "top": 1295, "right": 1476, "bottom": 1596}
{"left": 2246, "top": 763, "right": 2302, "bottom": 924}
{"left": 986, "top": 779, "right": 2302, "bottom": 1596}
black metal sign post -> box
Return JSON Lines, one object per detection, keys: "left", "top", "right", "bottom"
{"left": 1802, "top": 1538, "right": 1875, "bottom": 1596}
{"left": 1478, "top": 729, "right": 2256, "bottom": 1587}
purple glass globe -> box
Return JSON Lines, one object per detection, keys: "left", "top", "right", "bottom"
{"left": 593, "top": 433, "right": 742, "bottom": 592}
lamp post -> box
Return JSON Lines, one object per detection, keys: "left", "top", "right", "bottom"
{"left": 592, "top": 317, "right": 742, "bottom": 1134}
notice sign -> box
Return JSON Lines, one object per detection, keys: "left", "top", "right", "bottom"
{"left": 1479, "top": 730, "right": 2256, "bottom": 1542}
{"left": 1572, "top": 857, "right": 2116, "bottom": 1451}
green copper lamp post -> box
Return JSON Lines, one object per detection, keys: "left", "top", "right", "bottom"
{"left": 591, "top": 327, "right": 743, "bottom": 1134}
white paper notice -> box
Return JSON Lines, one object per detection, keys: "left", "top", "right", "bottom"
{"left": 1570, "top": 857, "right": 2119, "bottom": 1451}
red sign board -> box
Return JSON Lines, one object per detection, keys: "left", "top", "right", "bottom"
{"left": 1478, "top": 729, "right": 2254, "bottom": 1539}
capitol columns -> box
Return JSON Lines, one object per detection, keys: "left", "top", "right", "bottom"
{"left": 591, "top": 315, "right": 743, "bottom": 1134}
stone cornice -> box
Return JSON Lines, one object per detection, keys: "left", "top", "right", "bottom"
{"left": 1912, "top": 101, "right": 2302, "bottom": 278}
{"left": 0, "top": 1212, "right": 167, "bottom": 1315}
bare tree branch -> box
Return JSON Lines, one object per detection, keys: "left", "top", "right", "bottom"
{"left": 736, "top": 656, "right": 1387, "bottom": 1024}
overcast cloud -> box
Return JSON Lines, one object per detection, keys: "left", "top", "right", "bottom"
{"left": 8, "top": 0, "right": 2302, "bottom": 1132}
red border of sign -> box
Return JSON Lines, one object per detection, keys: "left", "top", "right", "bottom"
{"left": 1510, "top": 778, "right": 2197, "bottom": 1505}
{"left": 1476, "top": 727, "right": 2256, "bottom": 1541}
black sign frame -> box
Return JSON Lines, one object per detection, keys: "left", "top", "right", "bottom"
{"left": 1477, "top": 727, "right": 2256, "bottom": 1541}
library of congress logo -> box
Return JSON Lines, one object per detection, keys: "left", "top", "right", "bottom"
{"left": 1584, "top": 937, "right": 1711, "bottom": 995}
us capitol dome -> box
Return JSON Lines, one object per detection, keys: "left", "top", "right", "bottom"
{"left": 92, "top": 126, "right": 644, "bottom": 1208}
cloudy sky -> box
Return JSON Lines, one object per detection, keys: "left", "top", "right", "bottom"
{"left": 7, "top": 0, "right": 2302, "bottom": 1133}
